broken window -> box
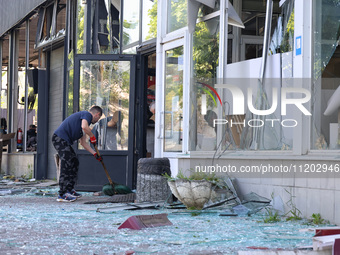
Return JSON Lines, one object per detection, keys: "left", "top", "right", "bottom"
{"left": 92, "top": 0, "right": 121, "bottom": 54}
{"left": 35, "top": 0, "right": 66, "bottom": 49}
{"left": 311, "top": 0, "right": 340, "bottom": 150}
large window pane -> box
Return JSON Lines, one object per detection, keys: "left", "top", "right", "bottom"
{"left": 79, "top": 60, "right": 130, "bottom": 150}
{"left": 190, "top": 17, "right": 219, "bottom": 151}
{"left": 142, "top": 0, "right": 157, "bottom": 41}
{"left": 167, "top": 0, "right": 188, "bottom": 33}
{"left": 311, "top": 0, "right": 340, "bottom": 150}
{"left": 123, "top": 0, "right": 140, "bottom": 47}
{"left": 164, "top": 46, "right": 184, "bottom": 152}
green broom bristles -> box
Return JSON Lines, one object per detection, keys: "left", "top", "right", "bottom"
{"left": 102, "top": 183, "right": 132, "bottom": 196}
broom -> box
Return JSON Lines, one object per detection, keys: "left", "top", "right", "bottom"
{"left": 94, "top": 145, "right": 132, "bottom": 196}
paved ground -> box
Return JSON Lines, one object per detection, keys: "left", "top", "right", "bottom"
{"left": 0, "top": 181, "right": 333, "bottom": 255}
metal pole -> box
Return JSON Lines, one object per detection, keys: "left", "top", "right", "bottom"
{"left": 120, "top": 0, "right": 124, "bottom": 54}
{"left": 23, "top": 20, "right": 30, "bottom": 152}
{"left": 260, "top": 0, "right": 273, "bottom": 82}
{"left": 252, "top": 0, "right": 273, "bottom": 150}
{"left": 9, "top": 32, "right": 15, "bottom": 139}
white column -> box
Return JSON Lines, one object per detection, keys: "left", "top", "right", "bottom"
{"left": 154, "top": 0, "right": 166, "bottom": 157}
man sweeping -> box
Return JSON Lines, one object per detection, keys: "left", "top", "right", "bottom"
{"left": 52, "top": 106, "right": 103, "bottom": 202}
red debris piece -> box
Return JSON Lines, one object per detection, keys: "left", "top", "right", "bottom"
{"left": 118, "top": 213, "right": 172, "bottom": 230}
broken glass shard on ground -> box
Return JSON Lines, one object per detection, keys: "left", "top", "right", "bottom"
{"left": 0, "top": 191, "right": 325, "bottom": 255}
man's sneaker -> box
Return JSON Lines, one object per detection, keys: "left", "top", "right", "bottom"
{"left": 69, "top": 189, "right": 82, "bottom": 198}
{"left": 56, "top": 193, "right": 77, "bottom": 202}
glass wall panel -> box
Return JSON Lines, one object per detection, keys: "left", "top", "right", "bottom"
{"left": 164, "top": 46, "right": 184, "bottom": 152}
{"left": 79, "top": 60, "right": 130, "bottom": 150}
{"left": 123, "top": 0, "right": 140, "bottom": 47}
{"left": 189, "top": 17, "right": 219, "bottom": 151}
{"left": 218, "top": 0, "right": 294, "bottom": 151}
{"left": 167, "top": 0, "right": 188, "bottom": 33}
{"left": 142, "top": 0, "right": 157, "bottom": 41}
{"left": 311, "top": 0, "right": 340, "bottom": 150}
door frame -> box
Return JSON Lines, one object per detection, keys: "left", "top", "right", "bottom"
{"left": 73, "top": 54, "right": 137, "bottom": 190}
{"left": 158, "top": 36, "right": 190, "bottom": 158}
{"left": 136, "top": 42, "right": 157, "bottom": 160}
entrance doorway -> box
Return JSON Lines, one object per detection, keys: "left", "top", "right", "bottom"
{"left": 73, "top": 54, "right": 137, "bottom": 191}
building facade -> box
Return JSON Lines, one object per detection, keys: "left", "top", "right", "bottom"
{"left": 1, "top": 0, "right": 340, "bottom": 224}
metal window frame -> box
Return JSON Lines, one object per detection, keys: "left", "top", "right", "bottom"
{"left": 35, "top": 0, "right": 67, "bottom": 50}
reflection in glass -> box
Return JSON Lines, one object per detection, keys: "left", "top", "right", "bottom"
{"left": 79, "top": 60, "right": 130, "bottom": 150}
{"left": 167, "top": 0, "right": 188, "bottom": 33}
{"left": 142, "top": 0, "right": 157, "bottom": 41}
{"left": 190, "top": 17, "right": 219, "bottom": 151}
{"left": 164, "top": 46, "right": 184, "bottom": 152}
{"left": 123, "top": 0, "right": 140, "bottom": 47}
{"left": 269, "top": 0, "right": 294, "bottom": 54}
{"left": 76, "top": 0, "right": 86, "bottom": 54}
{"left": 67, "top": 51, "right": 74, "bottom": 117}
{"left": 311, "top": 0, "right": 340, "bottom": 150}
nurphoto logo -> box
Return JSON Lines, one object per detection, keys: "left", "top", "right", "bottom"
{"left": 199, "top": 81, "right": 312, "bottom": 129}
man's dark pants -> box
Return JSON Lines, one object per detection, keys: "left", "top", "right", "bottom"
{"left": 52, "top": 134, "right": 79, "bottom": 196}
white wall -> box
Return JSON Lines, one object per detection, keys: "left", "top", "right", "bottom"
{"left": 175, "top": 156, "right": 340, "bottom": 225}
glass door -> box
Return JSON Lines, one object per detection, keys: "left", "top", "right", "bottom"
{"left": 73, "top": 54, "right": 136, "bottom": 191}
{"left": 160, "top": 38, "right": 186, "bottom": 155}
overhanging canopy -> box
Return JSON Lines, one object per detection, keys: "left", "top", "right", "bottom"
{"left": 0, "top": 0, "right": 47, "bottom": 37}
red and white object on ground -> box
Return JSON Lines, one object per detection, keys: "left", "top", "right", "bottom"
{"left": 118, "top": 213, "right": 172, "bottom": 230}
{"left": 312, "top": 228, "right": 340, "bottom": 253}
